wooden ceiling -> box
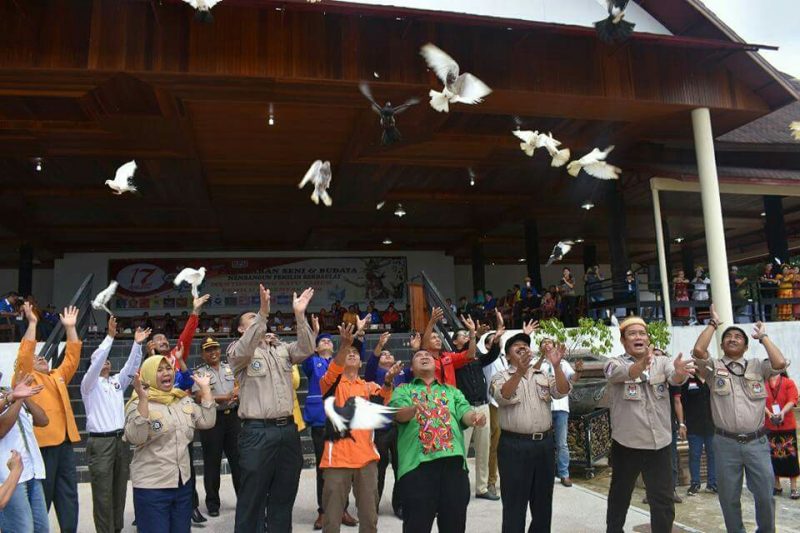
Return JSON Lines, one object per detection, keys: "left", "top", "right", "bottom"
{"left": 0, "top": 0, "right": 796, "bottom": 269}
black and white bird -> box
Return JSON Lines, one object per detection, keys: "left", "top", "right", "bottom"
{"left": 420, "top": 43, "right": 492, "bottom": 113}
{"left": 790, "top": 121, "right": 800, "bottom": 141}
{"left": 546, "top": 240, "right": 575, "bottom": 266}
{"left": 594, "top": 0, "right": 636, "bottom": 43}
{"left": 91, "top": 281, "right": 118, "bottom": 316}
{"left": 182, "top": 0, "right": 223, "bottom": 23}
{"left": 298, "top": 160, "right": 333, "bottom": 207}
{"left": 359, "top": 82, "right": 420, "bottom": 145}
{"left": 173, "top": 267, "right": 206, "bottom": 299}
{"left": 512, "top": 130, "right": 571, "bottom": 167}
{"left": 567, "top": 146, "right": 621, "bottom": 180}
{"left": 324, "top": 396, "right": 398, "bottom": 441}
{"left": 105, "top": 161, "right": 138, "bottom": 195}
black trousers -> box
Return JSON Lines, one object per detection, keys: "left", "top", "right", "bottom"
{"left": 399, "top": 456, "right": 469, "bottom": 533}
{"left": 311, "top": 425, "right": 349, "bottom": 515}
{"left": 234, "top": 420, "right": 303, "bottom": 533}
{"left": 374, "top": 425, "right": 400, "bottom": 514}
{"left": 606, "top": 440, "right": 675, "bottom": 533}
{"left": 40, "top": 441, "right": 79, "bottom": 533}
{"left": 199, "top": 409, "right": 242, "bottom": 512}
{"left": 188, "top": 443, "right": 199, "bottom": 509}
{"left": 497, "top": 432, "right": 555, "bottom": 533}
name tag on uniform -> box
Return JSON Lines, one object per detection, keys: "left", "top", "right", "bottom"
{"left": 225, "top": 367, "right": 233, "bottom": 374}
{"left": 688, "top": 382, "right": 699, "bottom": 391}
{"left": 751, "top": 382, "right": 764, "bottom": 394}
{"left": 625, "top": 384, "right": 638, "bottom": 399}
{"left": 715, "top": 369, "right": 729, "bottom": 377}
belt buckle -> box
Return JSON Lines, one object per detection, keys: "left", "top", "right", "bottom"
{"left": 532, "top": 432, "right": 544, "bottom": 441}
{"left": 223, "top": 409, "right": 231, "bottom": 415}
{"left": 735, "top": 433, "right": 748, "bottom": 444}
{"left": 276, "top": 417, "right": 288, "bottom": 427}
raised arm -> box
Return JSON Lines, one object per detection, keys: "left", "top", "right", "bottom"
{"left": 81, "top": 318, "right": 116, "bottom": 396}
{"left": 0, "top": 375, "right": 43, "bottom": 438}
{"left": 461, "top": 315, "right": 478, "bottom": 362}
{"left": 229, "top": 285, "right": 270, "bottom": 371}
{"left": 752, "top": 322, "right": 787, "bottom": 373}
{"left": 175, "top": 295, "right": 210, "bottom": 362}
{"left": 57, "top": 306, "right": 82, "bottom": 383}
{"left": 14, "top": 302, "right": 38, "bottom": 378}
{"left": 190, "top": 373, "right": 217, "bottom": 430}
{"left": 118, "top": 327, "right": 149, "bottom": 390}
{"left": 422, "top": 307, "right": 444, "bottom": 351}
{"left": 692, "top": 304, "right": 721, "bottom": 360}
{"left": 287, "top": 288, "right": 316, "bottom": 363}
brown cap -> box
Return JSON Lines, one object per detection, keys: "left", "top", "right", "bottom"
{"left": 619, "top": 316, "right": 647, "bottom": 333}
{"left": 202, "top": 337, "right": 220, "bottom": 350}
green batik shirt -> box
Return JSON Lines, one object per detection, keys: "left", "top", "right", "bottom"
{"left": 390, "top": 378, "right": 471, "bottom": 480}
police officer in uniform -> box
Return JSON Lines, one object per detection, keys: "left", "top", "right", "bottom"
{"left": 693, "top": 305, "right": 787, "bottom": 533}
{"left": 194, "top": 336, "right": 241, "bottom": 517}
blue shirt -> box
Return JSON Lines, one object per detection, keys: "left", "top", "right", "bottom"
{"left": 0, "top": 299, "right": 14, "bottom": 314}
{"left": 174, "top": 369, "right": 194, "bottom": 391}
{"left": 302, "top": 337, "right": 367, "bottom": 427}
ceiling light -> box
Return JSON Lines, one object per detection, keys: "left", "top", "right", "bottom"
{"left": 382, "top": 238, "right": 393, "bottom": 245}
{"left": 518, "top": 258, "right": 525, "bottom": 263}
{"left": 468, "top": 167, "right": 476, "bottom": 187}
{"left": 394, "top": 203, "right": 406, "bottom": 218}
{"left": 33, "top": 158, "right": 43, "bottom": 172}
{"left": 674, "top": 237, "right": 685, "bottom": 243}
{"left": 575, "top": 238, "right": 584, "bottom": 243}
{"left": 268, "top": 102, "right": 275, "bottom": 126}
{"left": 580, "top": 202, "right": 594, "bottom": 211}
{"left": 760, "top": 212, "right": 766, "bottom": 217}
{"left": 373, "top": 71, "right": 380, "bottom": 79}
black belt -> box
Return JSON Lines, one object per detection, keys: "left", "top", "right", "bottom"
{"left": 501, "top": 429, "right": 553, "bottom": 441}
{"left": 218, "top": 406, "right": 239, "bottom": 415}
{"left": 88, "top": 430, "right": 124, "bottom": 438}
{"left": 469, "top": 400, "right": 487, "bottom": 407}
{"left": 243, "top": 417, "right": 294, "bottom": 427}
{"left": 715, "top": 427, "right": 767, "bottom": 444}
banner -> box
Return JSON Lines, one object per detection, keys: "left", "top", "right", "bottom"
{"left": 107, "top": 257, "right": 408, "bottom": 314}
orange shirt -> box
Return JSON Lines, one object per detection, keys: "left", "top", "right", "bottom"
{"left": 15, "top": 339, "right": 82, "bottom": 447}
{"left": 318, "top": 361, "right": 391, "bottom": 469}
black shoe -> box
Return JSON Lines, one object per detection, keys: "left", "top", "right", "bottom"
{"left": 192, "top": 508, "right": 208, "bottom": 523}
{"left": 706, "top": 484, "right": 718, "bottom": 494}
{"left": 476, "top": 491, "right": 501, "bottom": 501}
{"left": 672, "top": 490, "right": 683, "bottom": 504}
{"left": 687, "top": 483, "right": 701, "bottom": 496}
{"left": 208, "top": 509, "right": 220, "bottom": 517}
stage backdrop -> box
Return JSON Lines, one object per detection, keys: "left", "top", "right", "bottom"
{"left": 108, "top": 257, "right": 408, "bottom": 315}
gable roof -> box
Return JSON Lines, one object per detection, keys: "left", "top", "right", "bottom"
{"left": 717, "top": 76, "right": 800, "bottom": 144}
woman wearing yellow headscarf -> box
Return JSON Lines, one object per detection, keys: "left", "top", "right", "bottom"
{"left": 125, "top": 355, "right": 216, "bottom": 533}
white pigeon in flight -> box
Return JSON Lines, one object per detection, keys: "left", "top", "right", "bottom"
{"left": 567, "top": 146, "right": 621, "bottom": 180}
{"left": 105, "top": 160, "right": 138, "bottom": 195}
{"left": 298, "top": 160, "right": 333, "bottom": 207}
{"left": 420, "top": 43, "right": 492, "bottom": 113}
{"left": 513, "top": 130, "right": 570, "bottom": 167}
{"left": 324, "top": 396, "right": 399, "bottom": 441}
{"left": 790, "top": 121, "right": 800, "bottom": 141}
{"left": 182, "top": 0, "right": 223, "bottom": 22}
{"left": 546, "top": 240, "right": 575, "bottom": 266}
{"left": 91, "top": 281, "right": 118, "bottom": 316}
{"left": 173, "top": 267, "right": 206, "bottom": 298}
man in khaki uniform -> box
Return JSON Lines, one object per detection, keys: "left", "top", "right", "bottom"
{"left": 193, "top": 337, "right": 240, "bottom": 517}
{"left": 490, "top": 332, "right": 571, "bottom": 533}
{"left": 693, "top": 305, "right": 787, "bottom": 533}
{"left": 604, "top": 317, "right": 693, "bottom": 533}
{"left": 230, "top": 284, "right": 316, "bottom": 533}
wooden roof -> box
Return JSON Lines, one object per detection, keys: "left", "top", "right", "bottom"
{"left": 0, "top": 0, "right": 796, "bottom": 269}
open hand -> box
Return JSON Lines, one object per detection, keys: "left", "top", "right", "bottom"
{"left": 132, "top": 371, "right": 149, "bottom": 397}
{"left": 146, "top": 340, "right": 157, "bottom": 356}
{"left": 59, "top": 306, "right": 79, "bottom": 328}
{"left": 107, "top": 316, "right": 118, "bottom": 338}
{"left": 461, "top": 315, "right": 476, "bottom": 333}
{"left": 22, "top": 302, "right": 37, "bottom": 324}
{"left": 337, "top": 322, "right": 355, "bottom": 347}
{"left": 430, "top": 307, "right": 444, "bottom": 324}
{"left": 356, "top": 313, "right": 370, "bottom": 333}
{"left": 10, "top": 373, "right": 43, "bottom": 401}
{"left": 192, "top": 372, "right": 212, "bottom": 389}
{"left": 193, "top": 294, "right": 211, "bottom": 314}
{"left": 673, "top": 352, "right": 696, "bottom": 379}
{"left": 134, "top": 327, "right": 151, "bottom": 345}
{"left": 311, "top": 314, "right": 320, "bottom": 337}
{"left": 547, "top": 343, "right": 567, "bottom": 366}
{"left": 259, "top": 285, "right": 271, "bottom": 317}
{"left": 409, "top": 332, "right": 421, "bottom": 351}
{"left": 293, "top": 288, "right": 314, "bottom": 315}
{"left": 385, "top": 361, "right": 404, "bottom": 383}
{"left": 522, "top": 319, "right": 539, "bottom": 336}
{"left": 751, "top": 321, "right": 766, "bottom": 340}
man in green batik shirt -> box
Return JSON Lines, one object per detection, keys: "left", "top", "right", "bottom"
{"left": 390, "top": 349, "right": 487, "bottom": 533}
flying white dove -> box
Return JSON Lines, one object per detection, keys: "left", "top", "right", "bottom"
{"left": 594, "top": 0, "right": 635, "bottom": 43}
{"left": 105, "top": 161, "right": 138, "bottom": 195}
{"left": 173, "top": 267, "right": 206, "bottom": 298}
{"left": 790, "top": 121, "right": 800, "bottom": 141}
{"left": 546, "top": 240, "right": 575, "bottom": 266}
{"left": 512, "top": 130, "right": 570, "bottom": 167}
{"left": 420, "top": 43, "right": 492, "bottom": 113}
{"left": 298, "top": 160, "right": 333, "bottom": 207}
{"left": 182, "top": 0, "right": 223, "bottom": 22}
{"left": 567, "top": 146, "right": 621, "bottom": 180}
{"left": 91, "top": 281, "right": 118, "bottom": 316}
{"left": 324, "top": 396, "right": 399, "bottom": 441}
{"left": 376, "top": 201, "right": 385, "bottom": 210}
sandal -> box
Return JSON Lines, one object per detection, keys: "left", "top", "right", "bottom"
{"left": 774, "top": 487, "right": 783, "bottom": 495}
{"left": 791, "top": 489, "right": 800, "bottom": 500}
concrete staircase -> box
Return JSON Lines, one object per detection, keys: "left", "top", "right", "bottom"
{"left": 68, "top": 333, "right": 415, "bottom": 483}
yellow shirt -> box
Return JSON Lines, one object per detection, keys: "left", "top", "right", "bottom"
{"left": 292, "top": 365, "right": 306, "bottom": 431}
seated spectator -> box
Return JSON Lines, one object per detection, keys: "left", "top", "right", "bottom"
{"left": 0, "top": 292, "right": 19, "bottom": 315}
{"left": 331, "top": 301, "right": 345, "bottom": 324}
{"left": 142, "top": 312, "right": 154, "bottom": 331}
{"left": 343, "top": 305, "right": 359, "bottom": 327}
{"left": 163, "top": 313, "right": 177, "bottom": 338}
{"left": 458, "top": 297, "right": 470, "bottom": 315}
{"left": 484, "top": 291, "right": 497, "bottom": 313}
{"left": 541, "top": 291, "right": 557, "bottom": 319}
{"left": 366, "top": 301, "right": 381, "bottom": 325}
{"left": 445, "top": 298, "right": 457, "bottom": 314}
{"left": 271, "top": 311, "right": 285, "bottom": 330}
{"left": 382, "top": 302, "right": 401, "bottom": 329}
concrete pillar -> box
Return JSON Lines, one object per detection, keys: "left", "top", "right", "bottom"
{"left": 471, "top": 243, "right": 485, "bottom": 296}
{"left": 523, "top": 219, "right": 543, "bottom": 290}
{"left": 651, "top": 189, "right": 672, "bottom": 324}
{"left": 691, "top": 108, "right": 732, "bottom": 325}
{"left": 18, "top": 244, "right": 33, "bottom": 297}
{"left": 763, "top": 196, "right": 789, "bottom": 263}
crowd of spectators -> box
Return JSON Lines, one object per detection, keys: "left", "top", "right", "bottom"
{"left": 0, "top": 292, "right": 59, "bottom": 341}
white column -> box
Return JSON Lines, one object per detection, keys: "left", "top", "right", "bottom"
{"left": 691, "top": 108, "right": 733, "bottom": 326}
{"left": 651, "top": 187, "right": 672, "bottom": 324}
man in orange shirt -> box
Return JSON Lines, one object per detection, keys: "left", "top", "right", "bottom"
{"left": 15, "top": 303, "right": 82, "bottom": 533}
{"left": 318, "top": 323, "right": 402, "bottom": 533}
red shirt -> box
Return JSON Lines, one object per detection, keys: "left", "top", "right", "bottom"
{"left": 765, "top": 376, "right": 799, "bottom": 431}
{"left": 433, "top": 351, "right": 471, "bottom": 386}
{"left": 166, "top": 314, "right": 199, "bottom": 369}
{"left": 382, "top": 310, "right": 400, "bottom": 324}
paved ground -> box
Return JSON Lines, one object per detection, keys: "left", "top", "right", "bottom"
{"left": 57, "top": 459, "right": 800, "bottom": 532}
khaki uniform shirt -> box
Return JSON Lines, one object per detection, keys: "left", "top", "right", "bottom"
{"left": 490, "top": 366, "right": 570, "bottom": 434}
{"left": 604, "top": 354, "right": 685, "bottom": 450}
{"left": 697, "top": 356, "right": 783, "bottom": 434}
{"left": 124, "top": 396, "right": 216, "bottom": 489}
{"left": 228, "top": 313, "right": 315, "bottom": 420}
{"left": 193, "top": 362, "right": 237, "bottom": 411}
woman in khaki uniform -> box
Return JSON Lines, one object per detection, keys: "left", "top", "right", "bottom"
{"left": 125, "top": 355, "right": 216, "bottom": 533}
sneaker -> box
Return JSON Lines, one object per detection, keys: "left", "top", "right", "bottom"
{"left": 687, "top": 483, "right": 701, "bottom": 496}
{"left": 191, "top": 508, "right": 207, "bottom": 523}
{"left": 560, "top": 477, "right": 573, "bottom": 487}
{"left": 791, "top": 489, "right": 800, "bottom": 500}
{"left": 774, "top": 487, "right": 784, "bottom": 496}
{"left": 487, "top": 485, "right": 498, "bottom": 497}
{"left": 706, "top": 484, "right": 718, "bottom": 494}
{"left": 672, "top": 490, "right": 683, "bottom": 504}
{"left": 476, "top": 491, "right": 501, "bottom": 501}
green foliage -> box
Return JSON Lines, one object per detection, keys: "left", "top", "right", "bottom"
{"left": 646, "top": 320, "right": 671, "bottom": 351}
{"left": 534, "top": 317, "right": 614, "bottom": 357}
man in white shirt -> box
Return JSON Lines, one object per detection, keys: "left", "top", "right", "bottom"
{"left": 537, "top": 338, "right": 582, "bottom": 487}
{"left": 0, "top": 375, "right": 50, "bottom": 532}
{"left": 80, "top": 317, "right": 147, "bottom": 533}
